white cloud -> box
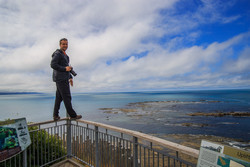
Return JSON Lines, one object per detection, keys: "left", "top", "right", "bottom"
{"left": 0, "top": 0, "right": 248, "bottom": 92}
{"left": 79, "top": 32, "right": 248, "bottom": 91}
{"left": 223, "top": 47, "right": 250, "bottom": 73}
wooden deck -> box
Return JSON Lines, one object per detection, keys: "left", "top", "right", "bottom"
{"left": 51, "top": 158, "right": 87, "bottom": 167}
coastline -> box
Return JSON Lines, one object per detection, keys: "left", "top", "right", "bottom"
{"left": 153, "top": 134, "right": 250, "bottom": 151}
{"left": 1, "top": 90, "right": 249, "bottom": 148}
{"left": 100, "top": 99, "right": 250, "bottom": 143}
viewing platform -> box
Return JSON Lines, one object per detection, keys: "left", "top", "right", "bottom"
{"left": 1, "top": 118, "right": 199, "bottom": 167}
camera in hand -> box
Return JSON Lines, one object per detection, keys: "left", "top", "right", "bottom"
{"left": 70, "top": 67, "right": 77, "bottom": 76}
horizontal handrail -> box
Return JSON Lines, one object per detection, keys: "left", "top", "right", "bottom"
{"left": 28, "top": 117, "right": 69, "bottom": 127}
{"left": 28, "top": 118, "right": 200, "bottom": 158}
{"left": 77, "top": 119, "right": 200, "bottom": 158}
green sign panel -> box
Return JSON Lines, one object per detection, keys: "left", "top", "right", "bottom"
{"left": 0, "top": 118, "right": 31, "bottom": 162}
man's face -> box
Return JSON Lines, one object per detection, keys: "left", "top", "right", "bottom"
{"left": 60, "top": 40, "right": 68, "bottom": 51}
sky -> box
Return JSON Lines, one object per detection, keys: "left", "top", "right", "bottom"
{"left": 0, "top": 0, "right": 250, "bottom": 92}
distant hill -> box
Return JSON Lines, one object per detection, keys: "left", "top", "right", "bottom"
{"left": 0, "top": 92, "right": 42, "bottom": 95}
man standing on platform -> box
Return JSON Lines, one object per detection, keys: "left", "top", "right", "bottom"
{"left": 50, "top": 38, "right": 82, "bottom": 121}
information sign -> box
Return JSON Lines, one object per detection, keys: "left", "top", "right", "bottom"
{"left": 197, "top": 140, "right": 250, "bottom": 167}
{"left": 0, "top": 118, "right": 31, "bottom": 162}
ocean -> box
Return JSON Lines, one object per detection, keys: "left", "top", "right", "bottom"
{"left": 0, "top": 89, "right": 249, "bottom": 142}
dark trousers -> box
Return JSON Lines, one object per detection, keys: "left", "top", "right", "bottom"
{"left": 53, "top": 80, "right": 77, "bottom": 118}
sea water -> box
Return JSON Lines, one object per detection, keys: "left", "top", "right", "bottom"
{"left": 0, "top": 89, "right": 249, "bottom": 141}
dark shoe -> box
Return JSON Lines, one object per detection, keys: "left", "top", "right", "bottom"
{"left": 53, "top": 116, "right": 60, "bottom": 121}
{"left": 70, "top": 115, "right": 82, "bottom": 120}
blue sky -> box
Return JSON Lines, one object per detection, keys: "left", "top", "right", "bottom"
{"left": 0, "top": 0, "right": 249, "bottom": 92}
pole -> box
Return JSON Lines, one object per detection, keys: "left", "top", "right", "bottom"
{"left": 67, "top": 119, "right": 72, "bottom": 158}
{"left": 133, "top": 136, "right": 138, "bottom": 167}
{"left": 95, "top": 126, "right": 99, "bottom": 167}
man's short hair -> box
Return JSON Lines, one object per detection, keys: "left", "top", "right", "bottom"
{"left": 59, "top": 38, "right": 68, "bottom": 44}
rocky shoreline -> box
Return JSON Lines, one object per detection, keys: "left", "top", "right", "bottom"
{"left": 99, "top": 101, "right": 250, "bottom": 122}
{"left": 100, "top": 100, "right": 250, "bottom": 117}
{"left": 153, "top": 134, "right": 250, "bottom": 151}
{"left": 99, "top": 100, "right": 250, "bottom": 144}
{"left": 187, "top": 111, "right": 250, "bottom": 117}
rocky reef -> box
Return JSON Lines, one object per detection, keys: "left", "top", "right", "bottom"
{"left": 187, "top": 111, "right": 250, "bottom": 117}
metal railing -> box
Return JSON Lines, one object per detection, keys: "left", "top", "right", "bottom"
{"left": 0, "top": 118, "right": 199, "bottom": 167}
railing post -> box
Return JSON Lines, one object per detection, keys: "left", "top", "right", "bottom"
{"left": 23, "top": 149, "right": 27, "bottom": 167}
{"left": 67, "top": 119, "right": 72, "bottom": 158}
{"left": 133, "top": 136, "right": 138, "bottom": 167}
{"left": 95, "top": 126, "right": 99, "bottom": 167}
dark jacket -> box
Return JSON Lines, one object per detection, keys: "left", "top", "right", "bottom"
{"left": 51, "top": 49, "right": 72, "bottom": 82}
